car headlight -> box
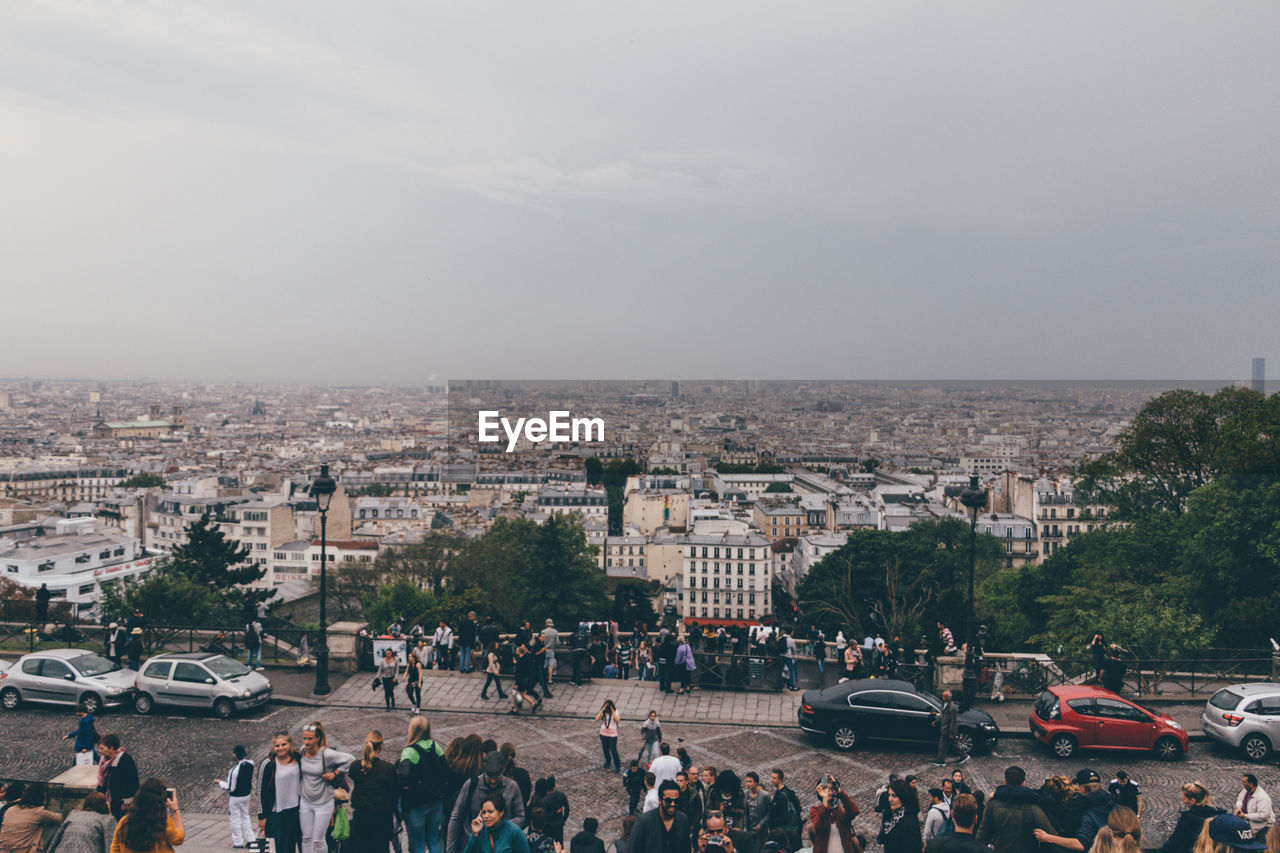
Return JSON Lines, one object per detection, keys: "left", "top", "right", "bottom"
{"left": 981, "top": 722, "right": 998, "bottom": 729}
{"left": 1168, "top": 720, "right": 1184, "bottom": 730}
{"left": 241, "top": 689, "right": 252, "bottom": 698}
{"left": 107, "top": 685, "right": 126, "bottom": 693}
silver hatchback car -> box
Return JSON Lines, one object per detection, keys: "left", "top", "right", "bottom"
{"left": 133, "top": 652, "right": 271, "bottom": 718}
{"left": 0, "top": 648, "right": 136, "bottom": 714}
{"left": 1203, "top": 682, "right": 1280, "bottom": 761}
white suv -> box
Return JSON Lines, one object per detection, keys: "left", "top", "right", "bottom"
{"left": 1203, "top": 683, "right": 1280, "bottom": 761}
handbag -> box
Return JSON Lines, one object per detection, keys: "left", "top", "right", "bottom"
{"left": 331, "top": 804, "right": 351, "bottom": 841}
{"left": 372, "top": 676, "right": 380, "bottom": 691}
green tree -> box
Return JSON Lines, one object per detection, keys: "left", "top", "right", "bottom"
{"left": 361, "top": 578, "right": 439, "bottom": 632}
{"left": 610, "top": 578, "right": 658, "bottom": 629}
{"left": 861, "top": 458, "right": 881, "bottom": 474}
{"left": 584, "top": 457, "right": 604, "bottom": 486}
{"left": 119, "top": 472, "right": 165, "bottom": 489}
{"left": 764, "top": 482, "right": 793, "bottom": 493}
{"left": 99, "top": 559, "right": 226, "bottom": 626}
{"left": 167, "top": 514, "right": 268, "bottom": 611}
{"left": 603, "top": 459, "right": 642, "bottom": 535}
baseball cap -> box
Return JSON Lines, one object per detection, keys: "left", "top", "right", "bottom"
{"left": 483, "top": 752, "right": 506, "bottom": 777}
{"left": 1208, "top": 815, "right": 1267, "bottom": 850}
{"left": 1074, "top": 769, "right": 1100, "bottom": 785}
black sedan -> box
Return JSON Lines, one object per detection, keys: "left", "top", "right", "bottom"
{"left": 798, "top": 678, "right": 1000, "bottom": 753}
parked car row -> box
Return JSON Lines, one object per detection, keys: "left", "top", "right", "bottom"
{"left": 0, "top": 649, "right": 271, "bottom": 718}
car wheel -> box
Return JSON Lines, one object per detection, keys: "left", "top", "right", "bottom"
{"left": 0, "top": 687, "right": 20, "bottom": 710}
{"left": 1050, "top": 733, "right": 1076, "bottom": 758}
{"left": 134, "top": 693, "right": 154, "bottom": 715}
{"left": 832, "top": 725, "right": 859, "bottom": 751}
{"left": 1155, "top": 736, "right": 1183, "bottom": 761}
{"left": 954, "top": 730, "right": 976, "bottom": 755}
{"left": 1242, "top": 734, "right": 1272, "bottom": 762}
{"left": 79, "top": 693, "right": 103, "bottom": 715}
{"left": 214, "top": 698, "right": 235, "bottom": 719}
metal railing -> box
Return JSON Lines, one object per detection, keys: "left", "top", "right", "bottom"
{"left": 982, "top": 654, "right": 1275, "bottom": 698}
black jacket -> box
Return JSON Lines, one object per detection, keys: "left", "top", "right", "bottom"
{"left": 99, "top": 751, "right": 140, "bottom": 817}
{"left": 459, "top": 619, "right": 478, "bottom": 646}
{"left": 629, "top": 808, "right": 690, "bottom": 853}
{"left": 1155, "top": 805, "right": 1224, "bottom": 853}
{"left": 350, "top": 757, "right": 400, "bottom": 817}
{"left": 570, "top": 831, "right": 606, "bottom": 853}
{"left": 926, "top": 832, "right": 984, "bottom": 853}
{"left": 258, "top": 753, "right": 302, "bottom": 819}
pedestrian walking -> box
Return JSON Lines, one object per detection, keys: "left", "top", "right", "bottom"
{"left": 259, "top": 731, "right": 303, "bottom": 853}
{"left": 1088, "top": 633, "right": 1107, "bottom": 681}
{"left": 216, "top": 745, "right": 256, "bottom": 849}
{"left": 378, "top": 649, "right": 401, "bottom": 712}
{"left": 541, "top": 620, "right": 558, "bottom": 697}
{"left": 349, "top": 730, "right": 400, "bottom": 853}
{"left": 617, "top": 639, "right": 632, "bottom": 681}
{"left": 624, "top": 763, "right": 646, "bottom": 816}
{"left": 434, "top": 622, "right": 454, "bottom": 671}
{"left": 932, "top": 690, "right": 967, "bottom": 767}
{"left": 110, "top": 778, "right": 185, "bottom": 853}
{"left": 63, "top": 702, "right": 97, "bottom": 766}
{"left": 813, "top": 634, "right": 826, "bottom": 676}
{"left": 406, "top": 647, "right": 424, "bottom": 714}
{"left": 481, "top": 644, "right": 508, "bottom": 701}
{"left": 44, "top": 792, "right": 116, "bottom": 853}
{"left": 637, "top": 711, "right": 662, "bottom": 766}
{"left": 298, "top": 721, "right": 356, "bottom": 853}
{"left": 511, "top": 645, "right": 541, "bottom": 715}
{"left": 595, "top": 700, "right": 621, "bottom": 772}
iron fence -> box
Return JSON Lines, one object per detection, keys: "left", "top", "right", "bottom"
{"left": 983, "top": 655, "right": 1275, "bottom": 697}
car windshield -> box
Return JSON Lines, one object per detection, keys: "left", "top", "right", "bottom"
{"left": 204, "top": 656, "right": 252, "bottom": 679}
{"left": 73, "top": 654, "right": 122, "bottom": 677}
{"left": 1210, "top": 689, "right": 1243, "bottom": 711}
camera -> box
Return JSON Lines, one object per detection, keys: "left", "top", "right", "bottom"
{"left": 706, "top": 835, "right": 725, "bottom": 847}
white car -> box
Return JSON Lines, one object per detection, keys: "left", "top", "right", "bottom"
{"left": 0, "top": 649, "right": 136, "bottom": 714}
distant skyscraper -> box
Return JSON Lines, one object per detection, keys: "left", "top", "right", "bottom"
{"left": 1253, "top": 358, "right": 1266, "bottom": 394}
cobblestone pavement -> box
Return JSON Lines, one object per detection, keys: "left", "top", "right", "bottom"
{"left": 4, "top": 667, "right": 1278, "bottom": 853}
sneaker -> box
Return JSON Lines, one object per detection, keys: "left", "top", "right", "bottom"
{"left": 931, "top": 761, "right": 946, "bottom": 767}
{"left": 958, "top": 754, "right": 971, "bottom": 765}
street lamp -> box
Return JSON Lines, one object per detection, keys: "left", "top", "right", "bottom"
{"left": 958, "top": 474, "right": 988, "bottom": 709}
{"left": 309, "top": 464, "right": 337, "bottom": 696}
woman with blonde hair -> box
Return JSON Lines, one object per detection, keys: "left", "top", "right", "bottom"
{"left": 348, "top": 730, "right": 399, "bottom": 853}
{"left": 1157, "top": 783, "right": 1223, "bottom": 853}
{"left": 1088, "top": 806, "right": 1141, "bottom": 853}
{"left": 298, "top": 721, "right": 355, "bottom": 853}
{"left": 400, "top": 716, "right": 446, "bottom": 853}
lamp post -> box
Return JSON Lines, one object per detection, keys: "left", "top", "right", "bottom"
{"left": 310, "top": 464, "right": 337, "bottom": 696}
{"left": 958, "top": 474, "right": 987, "bottom": 710}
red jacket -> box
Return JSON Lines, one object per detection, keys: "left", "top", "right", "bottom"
{"left": 810, "top": 791, "right": 861, "bottom": 853}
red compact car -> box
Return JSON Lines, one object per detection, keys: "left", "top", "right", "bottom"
{"left": 1030, "top": 685, "right": 1189, "bottom": 760}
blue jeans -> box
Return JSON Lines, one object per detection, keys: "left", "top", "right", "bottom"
{"left": 405, "top": 800, "right": 443, "bottom": 853}
{"left": 816, "top": 657, "right": 824, "bottom": 674}
{"left": 459, "top": 645, "right": 473, "bottom": 672}
{"left": 247, "top": 647, "right": 261, "bottom": 668}
{"left": 789, "top": 659, "right": 799, "bottom": 689}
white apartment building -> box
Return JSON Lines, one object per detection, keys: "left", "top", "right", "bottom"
{"left": 535, "top": 487, "right": 608, "bottom": 519}
{"left": 681, "top": 532, "right": 771, "bottom": 624}
{"left": 974, "top": 513, "right": 1039, "bottom": 567}
{"left": 0, "top": 519, "right": 150, "bottom": 607}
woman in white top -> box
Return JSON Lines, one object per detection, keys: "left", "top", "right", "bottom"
{"left": 595, "top": 699, "right": 621, "bottom": 772}
{"left": 298, "top": 721, "right": 356, "bottom": 853}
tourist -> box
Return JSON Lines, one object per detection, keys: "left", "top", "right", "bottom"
{"left": 349, "top": 730, "right": 400, "bottom": 853}
{"left": 258, "top": 730, "right": 303, "bottom": 853}
{"left": 399, "top": 716, "right": 448, "bottom": 853}
{"left": 649, "top": 744, "right": 681, "bottom": 788}
{"left": 45, "top": 792, "right": 116, "bottom": 853}
{"left": 298, "top": 721, "right": 356, "bottom": 853}
{"left": 215, "top": 745, "right": 255, "bottom": 849}
{"left": 481, "top": 644, "right": 507, "bottom": 701}
{"left": 463, "top": 796, "right": 530, "bottom": 853}
{"left": 1157, "top": 783, "right": 1224, "bottom": 853}
{"left": 447, "top": 753, "right": 527, "bottom": 853}
{"left": 96, "top": 734, "right": 139, "bottom": 819}
{"left": 809, "top": 775, "right": 858, "bottom": 853}
{"left": 1234, "top": 775, "right": 1275, "bottom": 836}
{"left": 110, "top": 779, "right": 184, "bottom": 853}
{"left": 926, "top": 794, "right": 983, "bottom": 853}
{"left": 1196, "top": 814, "right": 1269, "bottom": 853}
{"left": 0, "top": 782, "right": 62, "bottom": 853}
{"left": 596, "top": 700, "right": 622, "bottom": 772}
{"left": 878, "top": 779, "right": 922, "bottom": 853}
{"left": 570, "top": 818, "right": 605, "bottom": 853}
{"left": 63, "top": 702, "right": 97, "bottom": 766}
{"left": 630, "top": 782, "right": 690, "bottom": 853}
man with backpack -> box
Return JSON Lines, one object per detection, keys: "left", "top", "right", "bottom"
{"left": 927, "top": 794, "right": 983, "bottom": 853}
{"left": 244, "top": 619, "right": 263, "bottom": 670}
{"left": 923, "top": 788, "right": 954, "bottom": 844}
{"left": 399, "top": 715, "right": 448, "bottom": 853}
{"left": 758, "top": 769, "right": 802, "bottom": 852}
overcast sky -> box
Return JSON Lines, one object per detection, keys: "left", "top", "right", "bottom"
{"left": 2, "top": 2, "right": 1278, "bottom": 383}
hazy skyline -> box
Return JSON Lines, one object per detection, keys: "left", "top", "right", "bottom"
{"left": 3, "top": 2, "right": 1278, "bottom": 383}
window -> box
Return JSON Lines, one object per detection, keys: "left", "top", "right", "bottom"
{"left": 1066, "top": 698, "right": 1098, "bottom": 717}
{"left": 142, "top": 661, "right": 173, "bottom": 679}
{"left": 173, "top": 662, "right": 211, "bottom": 684}
{"left": 894, "top": 693, "right": 937, "bottom": 712}
{"left": 38, "top": 562, "right": 55, "bottom": 573}
{"left": 21, "top": 659, "right": 42, "bottom": 675}
{"left": 848, "top": 690, "right": 893, "bottom": 708}
{"left": 5, "top": 565, "right": 16, "bottom": 573}
{"left": 99, "top": 550, "right": 111, "bottom": 560}
{"left": 40, "top": 659, "right": 73, "bottom": 680}
{"left": 1094, "top": 697, "right": 1148, "bottom": 721}
{"left": 78, "top": 584, "right": 94, "bottom": 595}
{"left": 75, "top": 554, "right": 91, "bottom": 564}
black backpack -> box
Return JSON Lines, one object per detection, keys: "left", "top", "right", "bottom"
{"left": 403, "top": 742, "right": 448, "bottom": 806}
